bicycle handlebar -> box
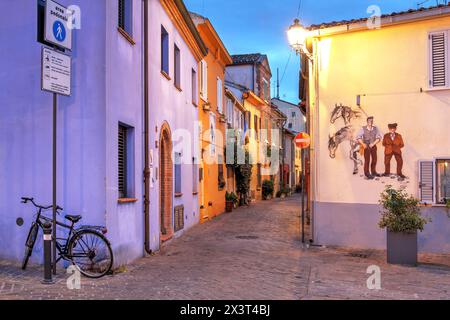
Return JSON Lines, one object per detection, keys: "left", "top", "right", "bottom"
{"left": 21, "top": 197, "right": 63, "bottom": 212}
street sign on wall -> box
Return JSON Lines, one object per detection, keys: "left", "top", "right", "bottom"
{"left": 44, "top": 0, "right": 73, "bottom": 50}
{"left": 41, "top": 47, "right": 72, "bottom": 96}
{"left": 295, "top": 132, "right": 311, "bottom": 149}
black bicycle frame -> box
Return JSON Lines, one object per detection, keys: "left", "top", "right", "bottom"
{"left": 33, "top": 207, "right": 78, "bottom": 263}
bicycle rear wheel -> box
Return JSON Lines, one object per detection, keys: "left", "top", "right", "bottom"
{"left": 22, "top": 223, "right": 39, "bottom": 270}
{"left": 67, "top": 230, "right": 113, "bottom": 278}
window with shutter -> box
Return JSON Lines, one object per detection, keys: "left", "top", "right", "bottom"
{"left": 209, "top": 112, "right": 216, "bottom": 156}
{"left": 217, "top": 78, "right": 223, "bottom": 114}
{"left": 419, "top": 160, "right": 434, "bottom": 204}
{"left": 118, "top": 0, "right": 132, "bottom": 36}
{"left": 174, "top": 44, "right": 181, "bottom": 89}
{"left": 436, "top": 159, "right": 450, "bottom": 204}
{"left": 192, "top": 157, "right": 198, "bottom": 194}
{"left": 175, "top": 153, "right": 182, "bottom": 195}
{"left": 192, "top": 69, "right": 197, "bottom": 105}
{"left": 429, "top": 31, "right": 448, "bottom": 88}
{"left": 161, "top": 26, "right": 169, "bottom": 75}
{"left": 118, "top": 125, "right": 128, "bottom": 198}
{"left": 200, "top": 60, "right": 208, "bottom": 100}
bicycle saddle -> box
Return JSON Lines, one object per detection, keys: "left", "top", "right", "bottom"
{"left": 65, "top": 215, "right": 82, "bottom": 223}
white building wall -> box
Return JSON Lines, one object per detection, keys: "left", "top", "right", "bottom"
{"left": 146, "top": 0, "right": 200, "bottom": 251}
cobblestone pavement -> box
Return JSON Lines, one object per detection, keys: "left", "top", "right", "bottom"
{"left": 0, "top": 195, "right": 449, "bottom": 300}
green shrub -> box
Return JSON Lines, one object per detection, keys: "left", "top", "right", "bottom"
{"left": 226, "top": 192, "right": 239, "bottom": 206}
{"left": 378, "top": 186, "right": 430, "bottom": 234}
{"left": 262, "top": 180, "right": 274, "bottom": 200}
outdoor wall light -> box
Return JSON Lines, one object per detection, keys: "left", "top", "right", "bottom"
{"left": 287, "top": 18, "right": 313, "bottom": 60}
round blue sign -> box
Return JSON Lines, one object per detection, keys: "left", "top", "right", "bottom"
{"left": 53, "top": 21, "right": 66, "bottom": 42}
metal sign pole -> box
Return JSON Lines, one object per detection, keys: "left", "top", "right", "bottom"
{"left": 52, "top": 93, "right": 57, "bottom": 275}
{"left": 301, "top": 148, "right": 305, "bottom": 244}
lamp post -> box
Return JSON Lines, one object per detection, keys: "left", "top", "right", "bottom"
{"left": 287, "top": 19, "right": 313, "bottom": 60}
{"left": 287, "top": 18, "right": 312, "bottom": 245}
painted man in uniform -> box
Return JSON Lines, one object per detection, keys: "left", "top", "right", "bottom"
{"left": 357, "top": 117, "right": 382, "bottom": 180}
{"left": 382, "top": 123, "right": 406, "bottom": 180}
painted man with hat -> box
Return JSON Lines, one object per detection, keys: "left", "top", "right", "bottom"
{"left": 356, "top": 116, "right": 383, "bottom": 180}
{"left": 382, "top": 123, "right": 406, "bottom": 180}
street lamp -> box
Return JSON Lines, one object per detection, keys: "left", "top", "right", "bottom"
{"left": 287, "top": 18, "right": 313, "bottom": 60}
{"left": 287, "top": 18, "right": 313, "bottom": 245}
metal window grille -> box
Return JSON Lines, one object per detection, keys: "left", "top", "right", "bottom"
{"left": 118, "top": 125, "right": 127, "bottom": 198}
{"left": 118, "top": 0, "right": 125, "bottom": 30}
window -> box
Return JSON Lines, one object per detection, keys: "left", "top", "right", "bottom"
{"left": 192, "top": 157, "right": 198, "bottom": 194}
{"left": 262, "top": 78, "right": 269, "bottom": 101}
{"left": 254, "top": 115, "right": 259, "bottom": 140}
{"left": 200, "top": 60, "right": 208, "bottom": 100}
{"left": 209, "top": 112, "right": 216, "bottom": 156}
{"left": 288, "top": 123, "right": 293, "bottom": 129}
{"left": 419, "top": 159, "right": 450, "bottom": 204}
{"left": 174, "top": 44, "right": 181, "bottom": 89}
{"left": 161, "top": 26, "right": 169, "bottom": 75}
{"left": 437, "top": 159, "right": 450, "bottom": 203}
{"left": 175, "top": 152, "right": 182, "bottom": 195}
{"left": 218, "top": 155, "right": 225, "bottom": 190}
{"left": 226, "top": 98, "right": 233, "bottom": 124}
{"left": 118, "top": 124, "right": 134, "bottom": 199}
{"left": 257, "top": 164, "right": 262, "bottom": 188}
{"left": 292, "top": 111, "right": 296, "bottom": 117}
{"left": 217, "top": 78, "right": 223, "bottom": 114}
{"left": 429, "top": 31, "right": 449, "bottom": 88}
{"left": 192, "top": 69, "right": 198, "bottom": 105}
{"left": 118, "top": 0, "right": 132, "bottom": 36}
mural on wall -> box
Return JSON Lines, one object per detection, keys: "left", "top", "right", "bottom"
{"left": 328, "top": 104, "right": 409, "bottom": 184}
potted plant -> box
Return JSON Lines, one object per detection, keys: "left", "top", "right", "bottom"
{"left": 445, "top": 198, "right": 450, "bottom": 218}
{"left": 225, "top": 192, "right": 236, "bottom": 213}
{"left": 262, "top": 180, "right": 274, "bottom": 200}
{"left": 378, "top": 186, "right": 430, "bottom": 266}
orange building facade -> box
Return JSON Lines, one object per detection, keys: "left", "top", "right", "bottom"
{"left": 191, "top": 13, "right": 233, "bottom": 223}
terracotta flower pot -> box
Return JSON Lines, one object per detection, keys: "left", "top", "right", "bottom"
{"left": 225, "top": 201, "right": 234, "bottom": 213}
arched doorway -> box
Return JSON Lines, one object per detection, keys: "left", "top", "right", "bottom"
{"left": 159, "top": 123, "right": 173, "bottom": 242}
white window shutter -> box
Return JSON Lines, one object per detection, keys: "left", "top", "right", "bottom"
{"left": 201, "top": 60, "right": 208, "bottom": 100}
{"left": 429, "top": 31, "right": 448, "bottom": 88}
{"left": 217, "top": 78, "right": 223, "bottom": 114}
{"left": 419, "top": 160, "right": 434, "bottom": 204}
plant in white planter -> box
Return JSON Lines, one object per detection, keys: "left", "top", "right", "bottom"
{"left": 378, "top": 186, "right": 430, "bottom": 266}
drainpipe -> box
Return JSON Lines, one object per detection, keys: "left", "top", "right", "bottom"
{"left": 143, "top": 0, "right": 152, "bottom": 255}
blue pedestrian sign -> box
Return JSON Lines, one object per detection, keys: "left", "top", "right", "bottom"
{"left": 45, "top": 0, "right": 72, "bottom": 50}
{"left": 53, "top": 21, "right": 66, "bottom": 42}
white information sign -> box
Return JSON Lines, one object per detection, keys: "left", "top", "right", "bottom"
{"left": 45, "top": 0, "right": 73, "bottom": 50}
{"left": 42, "top": 47, "right": 72, "bottom": 96}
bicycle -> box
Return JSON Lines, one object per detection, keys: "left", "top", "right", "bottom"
{"left": 21, "top": 197, "right": 114, "bottom": 278}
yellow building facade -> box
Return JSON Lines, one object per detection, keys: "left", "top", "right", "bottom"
{"left": 304, "top": 6, "right": 450, "bottom": 253}
{"left": 191, "top": 13, "right": 233, "bottom": 223}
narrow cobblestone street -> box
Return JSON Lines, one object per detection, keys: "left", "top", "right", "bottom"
{"left": 0, "top": 195, "right": 449, "bottom": 300}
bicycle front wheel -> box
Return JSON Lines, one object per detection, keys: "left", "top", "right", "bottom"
{"left": 22, "top": 223, "right": 39, "bottom": 270}
{"left": 67, "top": 230, "right": 113, "bottom": 278}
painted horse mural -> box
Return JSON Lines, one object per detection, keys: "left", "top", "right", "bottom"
{"left": 328, "top": 126, "right": 362, "bottom": 175}
{"left": 330, "top": 104, "right": 361, "bottom": 126}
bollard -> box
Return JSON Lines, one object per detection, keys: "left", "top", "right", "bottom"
{"left": 41, "top": 222, "right": 55, "bottom": 284}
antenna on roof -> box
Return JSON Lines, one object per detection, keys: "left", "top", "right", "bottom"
{"left": 277, "top": 68, "right": 280, "bottom": 99}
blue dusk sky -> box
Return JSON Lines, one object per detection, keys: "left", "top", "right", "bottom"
{"left": 184, "top": 0, "right": 444, "bottom": 104}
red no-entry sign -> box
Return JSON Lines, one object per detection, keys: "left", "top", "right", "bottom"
{"left": 295, "top": 132, "right": 311, "bottom": 149}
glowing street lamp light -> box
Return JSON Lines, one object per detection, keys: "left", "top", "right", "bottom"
{"left": 287, "top": 18, "right": 312, "bottom": 59}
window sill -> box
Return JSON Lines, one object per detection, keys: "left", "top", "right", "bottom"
{"left": 192, "top": 192, "right": 199, "bottom": 195}
{"left": 419, "top": 203, "right": 448, "bottom": 208}
{"left": 118, "top": 27, "right": 135, "bottom": 45}
{"left": 161, "top": 70, "right": 171, "bottom": 81}
{"left": 118, "top": 198, "right": 138, "bottom": 204}
{"left": 423, "top": 86, "right": 450, "bottom": 92}
{"left": 175, "top": 193, "right": 183, "bottom": 198}
{"left": 175, "top": 84, "right": 182, "bottom": 92}
{"left": 192, "top": 102, "right": 198, "bottom": 108}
